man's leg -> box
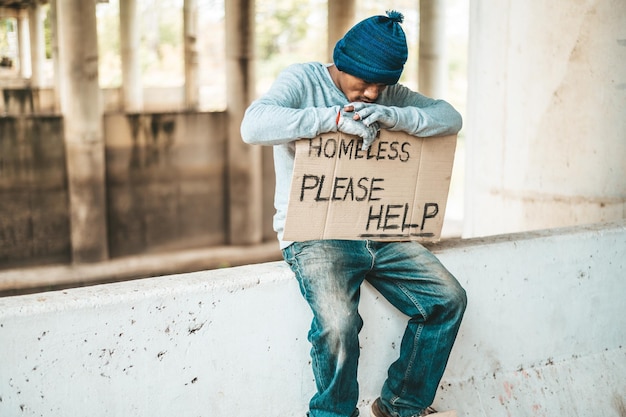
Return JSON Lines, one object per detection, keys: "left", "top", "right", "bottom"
{"left": 365, "top": 241, "right": 467, "bottom": 417}
{"left": 283, "top": 240, "right": 371, "bottom": 417}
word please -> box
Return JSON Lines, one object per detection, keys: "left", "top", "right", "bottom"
{"left": 299, "top": 174, "right": 385, "bottom": 202}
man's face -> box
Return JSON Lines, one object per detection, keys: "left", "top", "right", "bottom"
{"left": 338, "top": 71, "right": 387, "bottom": 103}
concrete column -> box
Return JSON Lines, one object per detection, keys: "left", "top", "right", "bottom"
{"left": 120, "top": 0, "right": 143, "bottom": 112}
{"left": 56, "top": 0, "right": 109, "bottom": 262}
{"left": 464, "top": 0, "right": 626, "bottom": 237}
{"left": 418, "top": 0, "right": 447, "bottom": 98}
{"left": 327, "top": 0, "right": 355, "bottom": 61}
{"left": 27, "top": 2, "right": 45, "bottom": 87}
{"left": 49, "top": 0, "right": 61, "bottom": 112}
{"left": 17, "top": 9, "right": 31, "bottom": 79}
{"left": 183, "top": 0, "right": 199, "bottom": 110}
{"left": 224, "top": 0, "right": 262, "bottom": 244}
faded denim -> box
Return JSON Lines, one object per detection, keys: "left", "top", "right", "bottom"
{"left": 282, "top": 240, "right": 466, "bottom": 417}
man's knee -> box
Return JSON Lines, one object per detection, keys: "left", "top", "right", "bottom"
{"left": 448, "top": 281, "right": 467, "bottom": 320}
{"left": 314, "top": 305, "right": 364, "bottom": 345}
{"left": 439, "top": 274, "right": 467, "bottom": 318}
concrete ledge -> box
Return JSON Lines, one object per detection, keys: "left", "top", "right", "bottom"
{"left": 0, "top": 242, "right": 283, "bottom": 296}
{"left": 0, "top": 221, "right": 625, "bottom": 417}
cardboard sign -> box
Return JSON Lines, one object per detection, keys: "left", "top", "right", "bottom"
{"left": 283, "top": 131, "right": 456, "bottom": 242}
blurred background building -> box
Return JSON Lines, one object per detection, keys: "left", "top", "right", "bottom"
{"left": 0, "top": 0, "right": 624, "bottom": 294}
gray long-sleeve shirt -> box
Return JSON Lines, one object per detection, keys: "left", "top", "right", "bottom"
{"left": 241, "top": 62, "right": 462, "bottom": 249}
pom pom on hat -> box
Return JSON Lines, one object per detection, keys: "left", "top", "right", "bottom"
{"left": 333, "top": 10, "right": 408, "bottom": 85}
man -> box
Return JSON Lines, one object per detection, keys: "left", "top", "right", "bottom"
{"left": 241, "top": 11, "right": 466, "bottom": 417}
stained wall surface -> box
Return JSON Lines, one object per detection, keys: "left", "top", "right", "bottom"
{"left": 1, "top": 221, "right": 624, "bottom": 417}
{"left": 0, "top": 115, "right": 70, "bottom": 267}
{"left": 104, "top": 112, "right": 227, "bottom": 256}
{"left": 0, "top": 111, "right": 228, "bottom": 268}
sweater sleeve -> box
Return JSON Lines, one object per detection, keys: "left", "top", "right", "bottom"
{"left": 381, "top": 84, "right": 463, "bottom": 137}
{"left": 241, "top": 65, "right": 340, "bottom": 146}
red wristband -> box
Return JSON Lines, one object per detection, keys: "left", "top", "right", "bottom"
{"left": 336, "top": 110, "right": 341, "bottom": 126}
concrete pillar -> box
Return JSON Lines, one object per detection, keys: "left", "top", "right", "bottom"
{"left": 183, "top": 0, "right": 199, "bottom": 110}
{"left": 49, "top": 0, "right": 61, "bottom": 112}
{"left": 17, "top": 9, "right": 31, "bottom": 79}
{"left": 56, "top": 0, "right": 109, "bottom": 262}
{"left": 418, "top": 0, "right": 447, "bottom": 98}
{"left": 120, "top": 0, "right": 143, "bottom": 112}
{"left": 327, "top": 0, "right": 355, "bottom": 61}
{"left": 224, "top": 0, "right": 262, "bottom": 244}
{"left": 464, "top": 0, "right": 626, "bottom": 237}
{"left": 27, "top": 2, "right": 45, "bottom": 87}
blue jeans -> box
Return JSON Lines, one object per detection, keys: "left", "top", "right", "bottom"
{"left": 282, "top": 240, "right": 466, "bottom": 417}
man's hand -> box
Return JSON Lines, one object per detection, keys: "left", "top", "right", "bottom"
{"left": 348, "top": 103, "right": 399, "bottom": 129}
{"left": 336, "top": 109, "right": 379, "bottom": 150}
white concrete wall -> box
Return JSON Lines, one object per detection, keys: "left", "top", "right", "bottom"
{"left": 0, "top": 221, "right": 625, "bottom": 417}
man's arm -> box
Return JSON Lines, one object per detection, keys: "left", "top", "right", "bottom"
{"left": 240, "top": 66, "right": 339, "bottom": 146}
{"left": 351, "top": 83, "right": 463, "bottom": 137}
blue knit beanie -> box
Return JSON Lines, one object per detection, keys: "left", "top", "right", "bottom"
{"left": 333, "top": 10, "right": 408, "bottom": 85}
